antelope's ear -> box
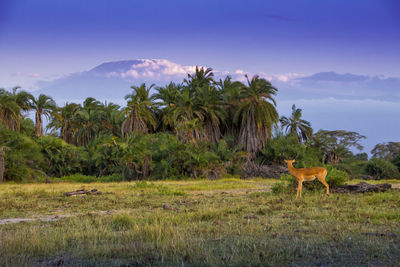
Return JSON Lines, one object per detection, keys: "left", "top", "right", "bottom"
{"left": 292, "top": 159, "right": 296, "bottom": 163}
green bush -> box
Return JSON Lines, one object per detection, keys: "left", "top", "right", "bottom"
{"left": 122, "top": 133, "right": 232, "bottom": 180}
{"left": 366, "top": 158, "right": 400, "bottom": 179}
{"left": 257, "top": 134, "right": 322, "bottom": 167}
{"left": 337, "top": 161, "right": 368, "bottom": 179}
{"left": 0, "top": 126, "right": 45, "bottom": 181}
{"left": 325, "top": 165, "right": 349, "bottom": 187}
{"left": 391, "top": 154, "right": 400, "bottom": 172}
{"left": 37, "top": 136, "right": 88, "bottom": 177}
{"left": 86, "top": 135, "right": 126, "bottom": 177}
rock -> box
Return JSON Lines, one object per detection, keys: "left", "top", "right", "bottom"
{"left": 333, "top": 182, "right": 392, "bottom": 193}
{"left": 64, "top": 188, "right": 102, "bottom": 196}
{"left": 244, "top": 214, "right": 257, "bottom": 219}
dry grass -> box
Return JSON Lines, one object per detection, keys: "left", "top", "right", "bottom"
{"left": 0, "top": 178, "right": 399, "bottom": 266}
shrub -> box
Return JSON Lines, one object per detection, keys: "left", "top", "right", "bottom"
{"left": 325, "top": 165, "right": 349, "bottom": 187}
{"left": 0, "top": 126, "right": 45, "bottom": 181}
{"left": 366, "top": 158, "right": 400, "bottom": 179}
{"left": 37, "top": 136, "right": 88, "bottom": 177}
{"left": 391, "top": 154, "right": 400, "bottom": 172}
{"left": 257, "top": 134, "right": 322, "bottom": 167}
{"left": 123, "top": 133, "right": 231, "bottom": 180}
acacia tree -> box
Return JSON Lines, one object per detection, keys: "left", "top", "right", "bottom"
{"left": 234, "top": 75, "right": 279, "bottom": 159}
{"left": 313, "top": 130, "right": 366, "bottom": 164}
{"left": 371, "top": 142, "right": 400, "bottom": 160}
{"left": 280, "top": 104, "right": 313, "bottom": 143}
{"left": 31, "top": 94, "right": 57, "bottom": 136}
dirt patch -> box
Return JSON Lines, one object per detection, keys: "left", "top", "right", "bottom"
{"left": 391, "top": 183, "right": 400, "bottom": 189}
{"left": 193, "top": 187, "right": 271, "bottom": 196}
{"left": 0, "top": 210, "right": 125, "bottom": 225}
{"left": 0, "top": 214, "right": 74, "bottom": 225}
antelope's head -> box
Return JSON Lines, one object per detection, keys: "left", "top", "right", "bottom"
{"left": 284, "top": 159, "right": 295, "bottom": 164}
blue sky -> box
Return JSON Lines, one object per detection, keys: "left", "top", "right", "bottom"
{"left": 1, "top": 0, "right": 399, "bottom": 154}
{"left": 1, "top": 0, "right": 399, "bottom": 85}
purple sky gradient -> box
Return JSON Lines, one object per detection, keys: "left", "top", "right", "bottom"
{"left": 1, "top": 0, "right": 400, "bottom": 88}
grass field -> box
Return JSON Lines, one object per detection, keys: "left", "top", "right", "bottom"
{"left": 1, "top": 178, "right": 399, "bottom": 266}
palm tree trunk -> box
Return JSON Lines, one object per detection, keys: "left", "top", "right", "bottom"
{"left": 35, "top": 110, "right": 43, "bottom": 136}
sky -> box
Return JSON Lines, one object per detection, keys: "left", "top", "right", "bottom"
{"left": 0, "top": 0, "right": 400, "bottom": 154}
{"left": 1, "top": 0, "right": 400, "bottom": 86}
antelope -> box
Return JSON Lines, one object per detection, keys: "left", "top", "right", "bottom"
{"left": 284, "top": 160, "right": 329, "bottom": 199}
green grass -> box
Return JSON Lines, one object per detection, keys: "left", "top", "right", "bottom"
{"left": 1, "top": 178, "right": 399, "bottom": 266}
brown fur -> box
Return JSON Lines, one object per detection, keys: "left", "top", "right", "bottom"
{"left": 284, "top": 160, "right": 329, "bottom": 199}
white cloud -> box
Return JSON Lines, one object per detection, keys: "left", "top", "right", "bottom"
{"left": 117, "top": 59, "right": 201, "bottom": 80}
{"left": 110, "top": 59, "right": 302, "bottom": 84}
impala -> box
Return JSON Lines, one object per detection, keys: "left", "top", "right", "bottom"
{"left": 284, "top": 159, "right": 329, "bottom": 199}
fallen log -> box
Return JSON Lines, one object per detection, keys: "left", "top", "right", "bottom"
{"left": 333, "top": 182, "right": 392, "bottom": 193}
{"left": 64, "top": 188, "right": 102, "bottom": 196}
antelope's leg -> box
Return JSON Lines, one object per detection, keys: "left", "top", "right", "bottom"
{"left": 321, "top": 179, "right": 330, "bottom": 196}
{"left": 296, "top": 181, "right": 301, "bottom": 199}
{"left": 299, "top": 181, "right": 303, "bottom": 198}
{"left": 317, "top": 175, "right": 330, "bottom": 196}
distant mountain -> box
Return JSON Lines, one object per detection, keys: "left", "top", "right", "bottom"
{"left": 37, "top": 59, "right": 400, "bottom": 103}
{"left": 38, "top": 59, "right": 189, "bottom": 101}
{"left": 277, "top": 71, "right": 400, "bottom": 101}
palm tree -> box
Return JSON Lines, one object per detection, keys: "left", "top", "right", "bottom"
{"left": 280, "top": 104, "right": 313, "bottom": 143}
{"left": 194, "top": 83, "right": 226, "bottom": 143}
{"left": 163, "top": 85, "right": 203, "bottom": 143}
{"left": 121, "top": 83, "right": 157, "bottom": 137}
{"left": 100, "top": 101, "right": 122, "bottom": 137}
{"left": 31, "top": 94, "right": 57, "bottom": 136}
{"left": 153, "top": 82, "right": 183, "bottom": 131}
{"left": 217, "top": 76, "right": 243, "bottom": 138}
{"left": 0, "top": 89, "right": 21, "bottom": 130}
{"left": 11, "top": 87, "right": 33, "bottom": 131}
{"left": 0, "top": 87, "right": 33, "bottom": 131}
{"left": 47, "top": 103, "right": 80, "bottom": 144}
{"left": 234, "top": 75, "right": 279, "bottom": 159}
{"left": 184, "top": 66, "right": 214, "bottom": 88}
{"left": 74, "top": 108, "right": 99, "bottom": 146}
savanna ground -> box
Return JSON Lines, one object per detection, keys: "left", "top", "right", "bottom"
{"left": 0, "top": 178, "right": 399, "bottom": 266}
